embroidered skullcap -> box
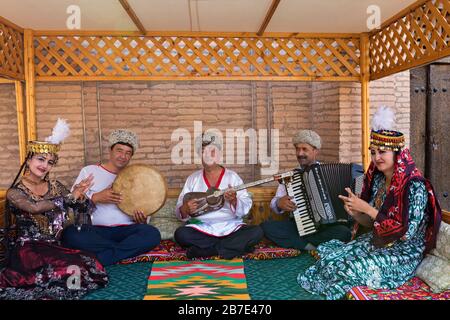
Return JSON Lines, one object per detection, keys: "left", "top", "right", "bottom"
{"left": 108, "top": 129, "right": 139, "bottom": 152}
{"left": 292, "top": 130, "right": 322, "bottom": 150}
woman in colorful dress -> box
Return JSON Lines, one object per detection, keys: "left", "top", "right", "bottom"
{"left": 0, "top": 119, "right": 108, "bottom": 300}
{"left": 297, "top": 106, "right": 442, "bottom": 300}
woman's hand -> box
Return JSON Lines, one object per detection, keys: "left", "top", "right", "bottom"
{"left": 72, "top": 174, "right": 94, "bottom": 200}
{"left": 338, "top": 187, "right": 378, "bottom": 220}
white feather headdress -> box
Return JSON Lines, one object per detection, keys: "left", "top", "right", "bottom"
{"left": 371, "top": 106, "right": 396, "bottom": 131}
{"left": 45, "top": 118, "right": 70, "bottom": 144}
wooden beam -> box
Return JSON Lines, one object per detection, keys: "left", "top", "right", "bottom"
{"left": 24, "top": 29, "right": 36, "bottom": 141}
{"left": 35, "top": 75, "right": 361, "bottom": 82}
{"left": 0, "top": 15, "right": 24, "bottom": 32}
{"left": 33, "top": 30, "right": 360, "bottom": 38}
{"left": 15, "top": 80, "right": 26, "bottom": 164}
{"left": 360, "top": 33, "right": 371, "bottom": 171}
{"left": 257, "top": 0, "right": 281, "bottom": 36}
{"left": 118, "top": 0, "right": 146, "bottom": 35}
{"left": 0, "top": 78, "right": 15, "bottom": 84}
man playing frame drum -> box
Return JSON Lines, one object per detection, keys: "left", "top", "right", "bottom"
{"left": 62, "top": 129, "right": 161, "bottom": 266}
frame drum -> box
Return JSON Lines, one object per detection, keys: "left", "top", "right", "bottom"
{"left": 112, "top": 164, "right": 167, "bottom": 216}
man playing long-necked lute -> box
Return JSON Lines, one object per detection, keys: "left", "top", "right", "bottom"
{"left": 174, "top": 132, "right": 263, "bottom": 259}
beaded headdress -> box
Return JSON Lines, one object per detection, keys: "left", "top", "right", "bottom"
{"left": 370, "top": 106, "right": 405, "bottom": 151}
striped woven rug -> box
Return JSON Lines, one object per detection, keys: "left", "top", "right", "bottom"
{"left": 144, "top": 258, "right": 250, "bottom": 300}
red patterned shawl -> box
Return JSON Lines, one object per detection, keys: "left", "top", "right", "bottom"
{"left": 358, "top": 148, "right": 441, "bottom": 253}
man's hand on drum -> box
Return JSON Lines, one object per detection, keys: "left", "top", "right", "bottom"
{"left": 133, "top": 210, "right": 147, "bottom": 224}
{"left": 180, "top": 199, "right": 199, "bottom": 218}
{"left": 224, "top": 185, "right": 237, "bottom": 207}
{"left": 277, "top": 195, "right": 297, "bottom": 212}
{"left": 72, "top": 174, "right": 94, "bottom": 200}
{"left": 92, "top": 187, "right": 123, "bottom": 204}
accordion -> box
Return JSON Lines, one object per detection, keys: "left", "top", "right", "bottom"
{"left": 282, "top": 163, "right": 364, "bottom": 236}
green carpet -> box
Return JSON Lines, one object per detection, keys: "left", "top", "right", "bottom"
{"left": 245, "top": 255, "right": 324, "bottom": 300}
{"left": 83, "top": 255, "right": 323, "bottom": 300}
{"left": 83, "top": 262, "right": 152, "bottom": 300}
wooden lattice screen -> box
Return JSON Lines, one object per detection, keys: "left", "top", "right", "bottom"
{"left": 369, "top": 0, "right": 450, "bottom": 80}
{"left": 33, "top": 34, "right": 361, "bottom": 81}
{"left": 0, "top": 20, "right": 24, "bottom": 80}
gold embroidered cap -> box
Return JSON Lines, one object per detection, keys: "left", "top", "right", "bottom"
{"left": 27, "top": 141, "right": 61, "bottom": 154}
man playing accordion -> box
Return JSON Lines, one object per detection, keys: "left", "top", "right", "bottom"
{"left": 261, "top": 130, "right": 354, "bottom": 251}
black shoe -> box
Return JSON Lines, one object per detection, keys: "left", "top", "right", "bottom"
{"left": 186, "top": 246, "right": 218, "bottom": 259}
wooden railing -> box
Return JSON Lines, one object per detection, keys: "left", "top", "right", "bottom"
{"left": 0, "top": 16, "right": 24, "bottom": 80}
{"left": 369, "top": 0, "right": 450, "bottom": 80}
{"left": 32, "top": 32, "right": 361, "bottom": 82}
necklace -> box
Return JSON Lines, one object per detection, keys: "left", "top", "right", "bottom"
{"left": 21, "top": 175, "right": 44, "bottom": 186}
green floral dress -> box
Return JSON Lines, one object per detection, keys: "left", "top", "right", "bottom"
{"left": 297, "top": 173, "right": 429, "bottom": 300}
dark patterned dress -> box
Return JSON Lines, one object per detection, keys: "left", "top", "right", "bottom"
{"left": 0, "top": 179, "right": 108, "bottom": 300}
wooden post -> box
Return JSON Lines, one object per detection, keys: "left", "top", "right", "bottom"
{"left": 360, "top": 33, "right": 371, "bottom": 171}
{"left": 118, "top": 0, "right": 146, "bottom": 35}
{"left": 14, "top": 80, "right": 26, "bottom": 163}
{"left": 257, "top": 0, "right": 281, "bottom": 36}
{"left": 24, "top": 29, "right": 36, "bottom": 141}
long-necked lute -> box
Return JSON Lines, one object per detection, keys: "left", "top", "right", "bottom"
{"left": 183, "top": 171, "right": 295, "bottom": 217}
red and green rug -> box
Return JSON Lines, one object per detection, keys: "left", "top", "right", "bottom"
{"left": 144, "top": 259, "right": 250, "bottom": 300}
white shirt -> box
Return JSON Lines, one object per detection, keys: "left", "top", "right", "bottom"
{"left": 175, "top": 168, "right": 253, "bottom": 237}
{"left": 73, "top": 164, "right": 134, "bottom": 226}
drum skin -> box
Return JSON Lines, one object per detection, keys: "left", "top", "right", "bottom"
{"left": 112, "top": 164, "right": 167, "bottom": 216}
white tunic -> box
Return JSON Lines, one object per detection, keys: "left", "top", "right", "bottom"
{"left": 73, "top": 165, "right": 134, "bottom": 226}
{"left": 175, "top": 168, "right": 252, "bottom": 237}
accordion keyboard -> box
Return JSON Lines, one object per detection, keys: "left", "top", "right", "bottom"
{"left": 288, "top": 172, "right": 317, "bottom": 236}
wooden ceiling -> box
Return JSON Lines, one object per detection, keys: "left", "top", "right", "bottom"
{"left": 0, "top": 0, "right": 417, "bottom": 33}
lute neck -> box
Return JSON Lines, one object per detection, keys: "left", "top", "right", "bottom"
{"left": 233, "top": 176, "right": 275, "bottom": 191}
{"left": 214, "top": 176, "right": 275, "bottom": 197}
{"left": 208, "top": 170, "right": 295, "bottom": 198}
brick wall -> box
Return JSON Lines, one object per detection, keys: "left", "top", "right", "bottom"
{"left": 0, "top": 74, "right": 410, "bottom": 189}
{"left": 312, "top": 82, "right": 340, "bottom": 162}
{"left": 338, "top": 70, "right": 411, "bottom": 164}
{"left": 35, "top": 83, "right": 85, "bottom": 188}
{"left": 0, "top": 83, "right": 21, "bottom": 189}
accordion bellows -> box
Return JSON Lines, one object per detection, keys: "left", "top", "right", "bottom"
{"left": 281, "top": 163, "right": 363, "bottom": 236}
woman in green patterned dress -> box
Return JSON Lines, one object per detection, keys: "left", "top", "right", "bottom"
{"left": 297, "top": 107, "right": 442, "bottom": 300}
